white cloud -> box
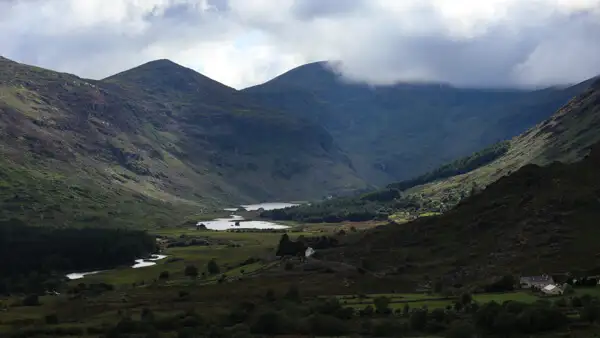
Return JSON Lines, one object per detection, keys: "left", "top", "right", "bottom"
{"left": 1, "top": 0, "right": 599, "bottom": 89}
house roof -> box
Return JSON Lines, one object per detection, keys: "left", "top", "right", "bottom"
{"left": 521, "top": 276, "right": 553, "bottom": 282}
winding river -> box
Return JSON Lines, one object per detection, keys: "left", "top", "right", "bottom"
{"left": 66, "top": 254, "right": 168, "bottom": 280}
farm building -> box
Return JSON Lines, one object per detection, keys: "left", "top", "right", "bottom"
{"left": 541, "top": 284, "right": 563, "bottom": 295}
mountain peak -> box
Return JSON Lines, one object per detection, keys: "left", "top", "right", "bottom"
{"left": 103, "top": 59, "right": 235, "bottom": 94}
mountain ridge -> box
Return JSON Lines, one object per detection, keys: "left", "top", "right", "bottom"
{"left": 243, "top": 61, "right": 594, "bottom": 185}
{"left": 0, "top": 57, "right": 366, "bottom": 227}
{"left": 319, "top": 79, "right": 600, "bottom": 282}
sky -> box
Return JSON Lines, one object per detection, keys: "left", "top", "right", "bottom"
{"left": 1, "top": 0, "right": 599, "bottom": 89}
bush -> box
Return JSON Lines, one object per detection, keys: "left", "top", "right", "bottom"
{"left": 359, "top": 305, "right": 375, "bottom": 317}
{"left": 374, "top": 296, "right": 391, "bottom": 314}
{"left": 492, "top": 311, "right": 517, "bottom": 335}
{"left": 371, "top": 319, "right": 407, "bottom": 337}
{"left": 410, "top": 310, "right": 428, "bottom": 331}
{"left": 265, "top": 289, "right": 276, "bottom": 302}
{"left": 308, "top": 314, "right": 349, "bottom": 336}
{"left": 22, "top": 294, "right": 40, "bottom": 306}
{"left": 251, "top": 311, "right": 286, "bottom": 335}
{"left": 184, "top": 265, "right": 198, "bottom": 278}
{"left": 159, "top": 271, "right": 169, "bottom": 280}
{"left": 445, "top": 321, "right": 476, "bottom": 338}
{"left": 208, "top": 259, "right": 220, "bottom": 275}
{"left": 285, "top": 285, "right": 301, "bottom": 302}
{"left": 430, "top": 308, "right": 446, "bottom": 322}
{"left": 44, "top": 314, "right": 59, "bottom": 325}
{"left": 141, "top": 308, "right": 155, "bottom": 322}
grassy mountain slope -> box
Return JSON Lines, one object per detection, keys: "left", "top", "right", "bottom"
{"left": 410, "top": 78, "right": 600, "bottom": 205}
{"left": 261, "top": 79, "right": 600, "bottom": 227}
{"left": 244, "top": 62, "right": 592, "bottom": 185}
{"left": 325, "top": 139, "right": 600, "bottom": 282}
{"left": 0, "top": 57, "right": 365, "bottom": 227}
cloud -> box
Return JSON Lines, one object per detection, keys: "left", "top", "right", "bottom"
{"left": 1, "top": 0, "right": 599, "bottom": 88}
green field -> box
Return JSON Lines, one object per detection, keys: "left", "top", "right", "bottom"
{"left": 334, "top": 289, "right": 600, "bottom": 311}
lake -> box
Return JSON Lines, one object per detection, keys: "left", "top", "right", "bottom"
{"left": 205, "top": 202, "right": 295, "bottom": 230}
{"left": 198, "top": 215, "right": 289, "bottom": 231}
{"left": 223, "top": 202, "right": 299, "bottom": 211}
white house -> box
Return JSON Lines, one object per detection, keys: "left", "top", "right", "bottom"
{"left": 541, "top": 284, "right": 563, "bottom": 295}
{"left": 520, "top": 275, "right": 554, "bottom": 289}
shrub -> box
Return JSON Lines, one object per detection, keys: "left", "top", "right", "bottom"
{"left": 159, "top": 271, "right": 169, "bottom": 280}
{"left": 44, "top": 314, "right": 59, "bottom": 325}
{"left": 430, "top": 308, "right": 446, "bottom": 322}
{"left": 208, "top": 259, "right": 220, "bottom": 275}
{"left": 251, "top": 311, "right": 285, "bottom": 335}
{"left": 308, "top": 314, "right": 349, "bottom": 336}
{"left": 374, "top": 296, "right": 391, "bottom": 314}
{"left": 184, "top": 265, "right": 198, "bottom": 278}
{"left": 410, "top": 310, "right": 428, "bottom": 331}
{"left": 445, "top": 321, "right": 476, "bottom": 338}
{"left": 284, "top": 284, "right": 301, "bottom": 302}
{"left": 265, "top": 289, "right": 276, "bottom": 302}
{"left": 22, "top": 294, "right": 40, "bottom": 306}
{"left": 359, "top": 305, "right": 375, "bottom": 317}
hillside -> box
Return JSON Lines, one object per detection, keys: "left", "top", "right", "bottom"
{"left": 409, "top": 78, "right": 600, "bottom": 205}
{"left": 261, "top": 79, "right": 600, "bottom": 225}
{"left": 0, "top": 57, "right": 365, "bottom": 227}
{"left": 244, "top": 62, "right": 592, "bottom": 185}
{"left": 324, "top": 139, "right": 600, "bottom": 282}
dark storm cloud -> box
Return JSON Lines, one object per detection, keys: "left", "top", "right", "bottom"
{"left": 0, "top": 0, "right": 598, "bottom": 88}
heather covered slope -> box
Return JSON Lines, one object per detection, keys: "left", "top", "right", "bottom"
{"left": 325, "top": 140, "right": 600, "bottom": 282}
{"left": 410, "top": 78, "right": 600, "bottom": 205}
{"left": 0, "top": 57, "right": 365, "bottom": 227}
{"left": 245, "top": 61, "right": 592, "bottom": 185}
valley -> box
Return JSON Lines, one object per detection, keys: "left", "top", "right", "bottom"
{"left": 2, "top": 54, "right": 600, "bottom": 338}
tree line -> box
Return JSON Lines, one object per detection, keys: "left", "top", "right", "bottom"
{"left": 0, "top": 218, "right": 157, "bottom": 294}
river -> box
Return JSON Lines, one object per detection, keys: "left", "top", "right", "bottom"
{"left": 66, "top": 254, "right": 168, "bottom": 280}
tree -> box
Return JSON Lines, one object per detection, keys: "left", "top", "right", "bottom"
{"left": 284, "top": 285, "right": 300, "bottom": 302}
{"left": 430, "top": 308, "right": 446, "bottom": 322}
{"left": 445, "top": 321, "right": 475, "bottom": 338}
{"left": 141, "top": 308, "right": 155, "bottom": 322}
{"left": 374, "top": 296, "right": 391, "bottom": 314}
{"left": 580, "top": 305, "right": 600, "bottom": 324}
{"left": 207, "top": 259, "right": 220, "bottom": 275}
{"left": 460, "top": 292, "right": 472, "bottom": 306}
{"left": 251, "top": 311, "right": 284, "bottom": 335}
{"left": 22, "top": 294, "right": 40, "bottom": 306}
{"left": 409, "top": 310, "right": 428, "bottom": 331}
{"left": 45, "top": 314, "right": 59, "bottom": 325}
{"left": 492, "top": 311, "right": 517, "bottom": 335}
{"left": 184, "top": 265, "right": 198, "bottom": 278}
{"left": 265, "top": 289, "right": 276, "bottom": 302}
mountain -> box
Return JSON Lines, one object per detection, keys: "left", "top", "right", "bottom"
{"left": 406, "top": 78, "right": 600, "bottom": 205}
{"left": 0, "top": 57, "right": 365, "bottom": 227}
{"left": 244, "top": 62, "right": 593, "bottom": 185}
{"left": 325, "top": 141, "right": 600, "bottom": 282}
{"left": 323, "top": 81, "right": 600, "bottom": 282}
